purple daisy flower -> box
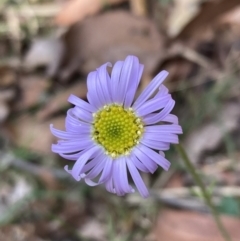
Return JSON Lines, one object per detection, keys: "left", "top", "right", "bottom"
{"left": 51, "top": 55, "right": 182, "bottom": 198}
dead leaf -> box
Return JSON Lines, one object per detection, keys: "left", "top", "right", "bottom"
{"left": 167, "top": 0, "right": 201, "bottom": 37}
{"left": 202, "top": 157, "right": 240, "bottom": 186}
{"left": 220, "top": 5, "right": 240, "bottom": 25}
{"left": 78, "top": 219, "right": 106, "bottom": 241}
{"left": 0, "top": 101, "right": 9, "bottom": 123}
{"left": 0, "top": 89, "right": 16, "bottom": 102}
{"left": 130, "top": 0, "right": 147, "bottom": 16}
{"left": 0, "top": 224, "right": 46, "bottom": 241}
{"left": 60, "top": 11, "right": 164, "bottom": 79}
{"left": 14, "top": 75, "right": 50, "bottom": 111}
{"left": 159, "top": 57, "right": 192, "bottom": 85}
{"left": 24, "top": 11, "right": 164, "bottom": 81}
{"left": 37, "top": 80, "right": 87, "bottom": 120}
{"left": 154, "top": 209, "right": 240, "bottom": 241}
{"left": 8, "top": 115, "right": 65, "bottom": 155}
{"left": 55, "top": 0, "right": 128, "bottom": 26}
{"left": 0, "top": 178, "right": 32, "bottom": 218}
{"left": 165, "top": 172, "right": 184, "bottom": 188}
{"left": 0, "top": 66, "right": 16, "bottom": 88}
{"left": 177, "top": 0, "right": 240, "bottom": 40}
{"left": 184, "top": 102, "right": 240, "bottom": 163}
{"left": 24, "top": 37, "right": 65, "bottom": 77}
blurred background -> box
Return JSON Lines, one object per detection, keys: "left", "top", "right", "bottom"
{"left": 0, "top": 0, "right": 240, "bottom": 240}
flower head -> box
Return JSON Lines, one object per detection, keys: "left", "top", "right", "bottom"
{"left": 51, "top": 55, "right": 182, "bottom": 198}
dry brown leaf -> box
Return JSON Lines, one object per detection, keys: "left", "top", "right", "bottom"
{"left": 130, "top": 0, "right": 147, "bottom": 16}
{"left": 79, "top": 219, "right": 106, "bottom": 241}
{"left": 160, "top": 58, "right": 192, "bottom": 85}
{"left": 24, "top": 38, "right": 65, "bottom": 77}
{"left": 0, "top": 89, "right": 16, "bottom": 102}
{"left": 24, "top": 11, "right": 164, "bottom": 81}
{"left": 37, "top": 80, "right": 87, "bottom": 120}
{"left": 154, "top": 209, "right": 240, "bottom": 241}
{"left": 14, "top": 75, "right": 50, "bottom": 111}
{"left": 184, "top": 102, "right": 240, "bottom": 163}
{"left": 55, "top": 0, "right": 128, "bottom": 26}
{"left": 9, "top": 116, "right": 65, "bottom": 155}
{"left": 167, "top": 0, "right": 201, "bottom": 37}
{"left": 60, "top": 11, "right": 164, "bottom": 79}
{"left": 165, "top": 172, "right": 184, "bottom": 188}
{"left": 0, "top": 101, "right": 9, "bottom": 123}
{"left": 220, "top": 5, "right": 240, "bottom": 25}
{"left": 0, "top": 178, "right": 32, "bottom": 218}
{"left": 177, "top": 0, "right": 240, "bottom": 40}
{"left": 0, "top": 224, "right": 45, "bottom": 241}
{"left": 0, "top": 66, "right": 16, "bottom": 88}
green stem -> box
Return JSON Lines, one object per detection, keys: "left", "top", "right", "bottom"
{"left": 175, "top": 144, "right": 232, "bottom": 241}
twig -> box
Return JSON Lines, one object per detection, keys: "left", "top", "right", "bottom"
{"left": 165, "top": 43, "right": 213, "bottom": 70}
{"left": 2, "top": 4, "right": 62, "bottom": 18}
{"left": 5, "top": 153, "right": 69, "bottom": 180}
{"left": 159, "top": 186, "right": 240, "bottom": 199}
{"left": 130, "top": 0, "right": 147, "bottom": 16}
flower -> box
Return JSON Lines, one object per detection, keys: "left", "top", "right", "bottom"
{"left": 51, "top": 55, "right": 182, "bottom": 198}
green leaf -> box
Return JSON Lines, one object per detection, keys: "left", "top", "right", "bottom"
{"left": 218, "top": 197, "right": 240, "bottom": 217}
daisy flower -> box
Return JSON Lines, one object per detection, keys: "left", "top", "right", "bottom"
{"left": 51, "top": 55, "right": 182, "bottom": 198}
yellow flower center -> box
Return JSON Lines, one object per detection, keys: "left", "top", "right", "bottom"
{"left": 92, "top": 104, "right": 144, "bottom": 158}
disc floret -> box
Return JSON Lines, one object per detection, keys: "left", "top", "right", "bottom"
{"left": 92, "top": 104, "right": 144, "bottom": 158}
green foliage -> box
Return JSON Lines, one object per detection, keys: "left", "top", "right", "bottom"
{"left": 218, "top": 197, "right": 240, "bottom": 217}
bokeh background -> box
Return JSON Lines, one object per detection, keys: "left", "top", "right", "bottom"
{"left": 0, "top": 0, "right": 240, "bottom": 240}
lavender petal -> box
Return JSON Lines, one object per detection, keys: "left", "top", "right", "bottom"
{"left": 140, "top": 138, "right": 170, "bottom": 150}
{"left": 81, "top": 151, "right": 104, "bottom": 173}
{"left": 143, "top": 99, "right": 175, "bottom": 125}
{"left": 118, "top": 157, "right": 133, "bottom": 193}
{"left": 112, "top": 160, "right": 125, "bottom": 196}
{"left": 66, "top": 109, "right": 92, "bottom": 127}
{"left": 71, "top": 146, "right": 100, "bottom": 181}
{"left": 97, "top": 63, "right": 112, "bottom": 104}
{"left": 162, "top": 114, "right": 179, "bottom": 124}
{"left": 118, "top": 56, "right": 134, "bottom": 105}
{"left": 61, "top": 143, "right": 101, "bottom": 161}
{"left": 143, "top": 132, "right": 179, "bottom": 144}
{"left": 105, "top": 177, "right": 116, "bottom": 194}
{"left": 72, "top": 106, "right": 93, "bottom": 123}
{"left": 124, "top": 57, "right": 142, "bottom": 108}
{"left": 132, "top": 147, "right": 158, "bottom": 173}
{"left": 129, "top": 153, "right": 149, "bottom": 173}
{"left": 52, "top": 139, "right": 93, "bottom": 154}
{"left": 84, "top": 154, "right": 106, "bottom": 179}
{"left": 98, "top": 156, "right": 113, "bottom": 183}
{"left": 68, "top": 94, "right": 96, "bottom": 112}
{"left": 111, "top": 61, "right": 124, "bottom": 103}
{"left": 133, "top": 70, "right": 169, "bottom": 109}
{"left": 139, "top": 144, "right": 171, "bottom": 171}
{"left": 156, "top": 85, "right": 169, "bottom": 96}
{"left": 145, "top": 124, "right": 183, "bottom": 134}
{"left": 136, "top": 94, "right": 171, "bottom": 116}
{"left": 127, "top": 158, "right": 149, "bottom": 198}
{"left": 87, "top": 71, "right": 105, "bottom": 107}
{"left": 50, "top": 124, "right": 89, "bottom": 139}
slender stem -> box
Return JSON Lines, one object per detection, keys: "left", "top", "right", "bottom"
{"left": 175, "top": 144, "right": 232, "bottom": 241}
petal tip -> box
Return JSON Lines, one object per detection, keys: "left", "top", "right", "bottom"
{"left": 64, "top": 165, "right": 72, "bottom": 174}
{"left": 74, "top": 176, "right": 81, "bottom": 181}
{"left": 161, "top": 70, "right": 169, "bottom": 76}
{"left": 164, "top": 163, "right": 171, "bottom": 171}
{"left": 68, "top": 94, "right": 75, "bottom": 101}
